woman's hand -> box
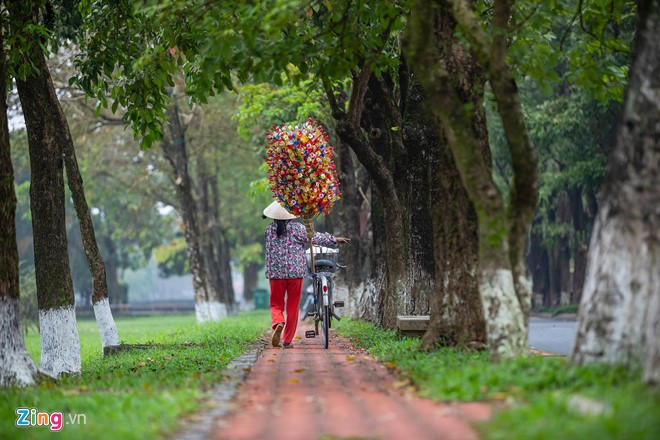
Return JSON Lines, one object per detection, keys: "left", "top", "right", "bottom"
{"left": 335, "top": 237, "right": 351, "bottom": 245}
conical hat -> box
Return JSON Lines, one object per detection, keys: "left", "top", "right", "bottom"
{"left": 263, "top": 201, "right": 297, "bottom": 220}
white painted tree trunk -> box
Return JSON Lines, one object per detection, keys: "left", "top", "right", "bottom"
{"left": 644, "top": 280, "right": 660, "bottom": 384}
{"left": 195, "top": 301, "right": 211, "bottom": 323}
{"left": 572, "top": 213, "right": 657, "bottom": 366}
{"left": 39, "top": 306, "right": 81, "bottom": 376}
{"left": 207, "top": 301, "right": 227, "bottom": 321}
{"left": 92, "top": 298, "right": 119, "bottom": 349}
{"left": 333, "top": 283, "right": 350, "bottom": 318}
{"left": 572, "top": 1, "right": 659, "bottom": 384}
{"left": 204, "top": 286, "right": 225, "bottom": 321}
{"left": 0, "top": 297, "right": 40, "bottom": 386}
{"left": 357, "top": 276, "right": 381, "bottom": 322}
{"left": 480, "top": 268, "right": 528, "bottom": 360}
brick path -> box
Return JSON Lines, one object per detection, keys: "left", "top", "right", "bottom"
{"left": 211, "top": 320, "right": 491, "bottom": 440}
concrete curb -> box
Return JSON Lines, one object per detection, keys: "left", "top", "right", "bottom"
{"left": 530, "top": 312, "right": 578, "bottom": 322}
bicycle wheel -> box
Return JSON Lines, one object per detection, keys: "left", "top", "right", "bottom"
{"left": 314, "top": 280, "right": 321, "bottom": 335}
{"left": 321, "top": 304, "right": 330, "bottom": 349}
{"left": 327, "top": 281, "right": 333, "bottom": 329}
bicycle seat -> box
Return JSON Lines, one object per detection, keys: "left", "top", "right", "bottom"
{"left": 314, "top": 259, "right": 336, "bottom": 271}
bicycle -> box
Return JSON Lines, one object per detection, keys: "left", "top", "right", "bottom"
{"left": 303, "top": 246, "right": 344, "bottom": 349}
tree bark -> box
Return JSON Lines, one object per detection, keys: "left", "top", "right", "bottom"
{"left": 572, "top": 0, "right": 660, "bottom": 385}
{"left": 162, "top": 95, "right": 212, "bottom": 322}
{"left": 197, "top": 168, "right": 227, "bottom": 319}
{"left": 404, "top": 70, "right": 487, "bottom": 350}
{"left": 242, "top": 262, "right": 259, "bottom": 302}
{"left": 553, "top": 191, "right": 572, "bottom": 305}
{"left": 406, "top": 0, "right": 537, "bottom": 360}
{"left": 59, "top": 71, "right": 119, "bottom": 350}
{"left": 102, "top": 234, "right": 123, "bottom": 305}
{"left": 331, "top": 137, "right": 371, "bottom": 319}
{"left": 209, "top": 173, "right": 235, "bottom": 311}
{"left": 12, "top": 2, "right": 81, "bottom": 375}
{"left": 325, "top": 48, "right": 484, "bottom": 339}
{"left": 568, "top": 187, "right": 593, "bottom": 305}
{"left": 527, "top": 222, "right": 550, "bottom": 309}
{"left": 325, "top": 70, "right": 408, "bottom": 329}
{"left": 0, "top": 33, "right": 40, "bottom": 386}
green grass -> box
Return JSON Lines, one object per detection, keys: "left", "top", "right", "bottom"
{"left": 336, "top": 318, "right": 660, "bottom": 440}
{"left": 2, "top": 311, "right": 270, "bottom": 440}
{"left": 535, "top": 304, "right": 579, "bottom": 316}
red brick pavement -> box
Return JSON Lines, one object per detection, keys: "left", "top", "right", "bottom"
{"left": 212, "top": 320, "right": 492, "bottom": 440}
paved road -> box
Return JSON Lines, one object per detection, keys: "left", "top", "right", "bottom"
{"left": 528, "top": 316, "right": 577, "bottom": 355}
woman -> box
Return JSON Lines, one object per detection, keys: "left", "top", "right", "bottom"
{"left": 263, "top": 201, "right": 350, "bottom": 348}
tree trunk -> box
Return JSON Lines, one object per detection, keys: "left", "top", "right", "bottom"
{"left": 197, "top": 169, "right": 226, "bottom": 320}
{"left": 330, "top": 136, "right": 371, "bottom": 319}
{"left": 242, "top": 262, "right": 259, "bottom": 302}
{"left": 162, "top": 95, "right": 211, "bottom": 322}
{"left": 102, "top": 234, "right": 123, "bottom": 305}
{"left": 572, "top": 0, "right": 660, "bottom": 385}
{"left": 209, "top": 174, "right": 235, "bottom": 312}
{"left": 401, "top": 53, "right": 485, "bottom": 349}
{"left": 406, "top": 0, "right": 537, "bottom": 360}
{"left": 327, "top": 69, "right": 409, "bottom": 329}
{"left": 358, "top": 184, "right": 387, "bottom": 322}
{"left": 568, "top": 187, "right": 592, "bottom": 305}
{"left": 556, "top": 192, "right": 572, "bottom": 305}
{"left": 12, "top": 2, "right": 81, "bottom": 375}
{"left": 527, "top": 223, "right": 550, "bottom": 309}
{"left": 0, "top": 34, "right": 40, "bottom": 386}
{"left": 358, "top": 75, "right": 411, "bottom": 328}
{"left": 60, "top": 79, "right": 119, "bottom": 351}
{"left": 218, "top": 232, "right": 236, "bottom": 312}
{"left": 327, "top": 59, "right": 483, "bottom": 337}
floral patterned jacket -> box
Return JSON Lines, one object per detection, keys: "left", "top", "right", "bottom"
{"left": 264, "top": 221, "right": 336, "bottom": 279}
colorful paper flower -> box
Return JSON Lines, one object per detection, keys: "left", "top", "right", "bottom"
{"left": 265, "top": 118, "right": 341, "bottom": 218}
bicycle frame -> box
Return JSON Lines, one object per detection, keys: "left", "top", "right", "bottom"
{"left": 304, "top": 246, "right": 343, "bottom": 348}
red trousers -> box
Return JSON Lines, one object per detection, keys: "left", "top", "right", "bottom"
{"left": 269, "top": 278, "right": 303, "bottom": 344}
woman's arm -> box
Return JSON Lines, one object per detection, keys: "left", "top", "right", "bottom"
{"left": 290, "top": 221, "right": 350, "bottom": 246}
{"left": 312, "top": 231, "right": 336, "bottom": 247}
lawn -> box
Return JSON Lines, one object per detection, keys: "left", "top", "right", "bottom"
{"left": 336, "top": 318, "right": 660, "bottom": 440}
{"left": 2, "top": 311, "right": 270, "bottom": 440}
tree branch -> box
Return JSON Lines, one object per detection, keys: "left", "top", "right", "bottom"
{"left": 347, "top": 65, "right": 372, "bottom": 126}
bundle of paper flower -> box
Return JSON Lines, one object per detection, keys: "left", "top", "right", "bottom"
{"left": 265, "top": 118, "right": 341, "bottom": 217}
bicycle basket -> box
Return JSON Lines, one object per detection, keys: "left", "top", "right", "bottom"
{"left": 305, "top": 246, "right": 339, "bottom": 272}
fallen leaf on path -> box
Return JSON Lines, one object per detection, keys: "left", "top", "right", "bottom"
{"left": 385, "top": 362, "right": 396, "bottom": 368}
{"left": 393, "top": 380, "right": 409, "bottom": 389}
{"left": 294, "top": 336, "right": 301, "bottom": 340}
{"left": 294, "top": 368, "right": 305, "bottom": 373}
{"left": 62, "top": 387, "right": 88, "bottom": 396}
{"left": 288, "top": 378, "right": 299, "bottom": 384}
{"left": 345, "top": 356, "right": 355, "bottom": 361}
{"left": 267, "top": 359, "right": 276, "bottom": 363}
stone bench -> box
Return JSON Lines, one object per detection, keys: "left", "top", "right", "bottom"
{"left": 396, "top": 315, "right": 430, "bottom": 337}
